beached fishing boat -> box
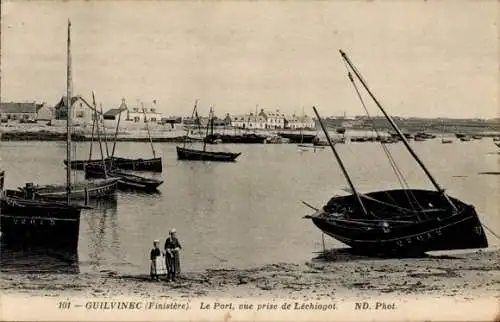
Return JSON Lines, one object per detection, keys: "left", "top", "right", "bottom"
{"left": 0, "top": 22, "right": 84, "bottom": 252}
{"left": 304, "top": 50, "right": 488, "bottom": 256}
{"left": 177, "top": 102, "right": 241, "bottom": 162}
{"left": 495, "top": 142, "right": 500, "bottom": 149}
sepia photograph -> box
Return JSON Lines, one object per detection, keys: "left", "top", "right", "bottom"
{"left": 0, "top": 0, "right": 498, "bottom": 321}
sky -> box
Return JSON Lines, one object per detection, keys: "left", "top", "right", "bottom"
{"left": 0, "top": 0, "right": 498, "bottom": 118}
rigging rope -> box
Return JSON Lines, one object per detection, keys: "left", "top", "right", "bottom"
{"left": 341, "top": 60, "right": 423, "bottom": 212}
{"left": 71, "top": 115, "right": 77, "bottom": 184}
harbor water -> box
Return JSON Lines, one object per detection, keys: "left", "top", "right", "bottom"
{"left": 0, "top": 140, "right": 498, "bottom": 274}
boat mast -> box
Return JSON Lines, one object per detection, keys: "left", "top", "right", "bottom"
{"left": 111, "top": 101, "right": 123, "bottom": 159}
{"left": 100, "top": 103, "right": 110, "bottom": 158}
{"left": 92, "top": 92, "right": 107, "bottom": 178}
{"left": 210, "top": 108, "right": 214, "bottom": 137}
{"left": 88, "top": 113, "right": 96, "bottom": 161}
{"left": 142, "top": 103, "right": 156, "bottom": 158}
{"left": 203, "top": 106, "right": 213, "bottom": 152}
{"left": 312, "top": 106, "right": 368, "bottom": 216}
{"left": 183, "top": 99, "right": 198, "bottom": 149}
{"left": 339, "top": 49, "right": 457, "bottom": 211}
{"left": 66, "top": 20, "right": 72, "bottom": 206}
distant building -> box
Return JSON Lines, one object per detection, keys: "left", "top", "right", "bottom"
{"left": 37, "top": 104, "right": 56, "bottom": 121}
{"left": 125, "top": 100, "right": 163, "bottom": 123}
{"left": 231, "top": 113, "right": 267, "bottom": 129}
{"left": 54, "top": 95, "right": 101, "bottom": 124}
{"left": 103, "top": 99, "right": 164, "bottom": 124}
{"left": 161, "top": 116, "right": 183, "bottom": 129}
{"left": 103, "top": 99, "right": 128, "bottom": 121}
{"left": 223, "top": 113, "right": 232, "bottom": 126}
{"left": 285, "top": 114, "right": 315, "bottom": 130}
{"left": 232, "top": 109, "right": 286, "bottom": 129}
{"left": 0, "top": 102, "right": 42, "bottom": 122}
{"left": 258, "top": 109, "right": 286, "bottom": 129}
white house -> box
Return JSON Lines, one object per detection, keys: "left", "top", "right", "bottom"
{"left": 258, "top": 109, "right": 286, "bottom": 129}
{"left": 231, "top": 113, "right": 267, "bottom": 129}
{"left": 103, "top": 99, "right": 128, "bottom": 121}
{"left": 125, "top": 100, "right": 163, "bottom": 123}
{"left": 0, "top": 102, "right": 41, "bottom": 122}
{"left": 37, "top": 104, "right": 55, "bottom": 121}
{"left": 285, "top": 114, "right": 316, "bottom": 130}
{"left": 54, "top": 95, "right": 101, "bottom": 125}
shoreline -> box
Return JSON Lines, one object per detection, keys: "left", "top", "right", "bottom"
{"left": 1, "top": 129, "right": 499, "bottom": 143}
{"left": 1, "top": 248, "right": 498, "bottom": 300}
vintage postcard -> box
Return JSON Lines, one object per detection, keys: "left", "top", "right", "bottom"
{"left": 0, "top": 0, "right": 498, "bottom": 321}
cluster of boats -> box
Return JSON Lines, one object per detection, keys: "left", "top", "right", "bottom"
{"left": 0, "top": 22, "right": 247, "bottom": 254}
{"left": 0, "top": 22, "right": 165, "bottom": 253}
{"left": 0, "top": 23, "right": 494, "bottom": 261}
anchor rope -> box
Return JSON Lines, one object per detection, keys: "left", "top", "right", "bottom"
{"left": 482, "top": 223, "right": 500, "bottom": 241}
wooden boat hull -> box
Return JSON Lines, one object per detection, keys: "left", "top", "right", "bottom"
{"left": 19, "top": 178, "right": 119, "bottom": 201}
{"left": 64, "top": 157, "right": 163, "bottom": 172}
{"left": 278, "top": 133, "right": 317, "bottom": 144}
{"left": 306, "top": 189, "right": 488, "bottom": 256}
{"left": 84, "top": 165, "right": 163, "bottom": 192}
{"left": 176, "top": 146, "right": 241, "bottom": 162}
{"left": 205, "top": 134, "right": 267, "bottom": 144}
{"left": 109, "top": 157, "right": 163, "bottom": 172}
{"left": 0, "top": 192, "right": 81, "bottom": 251}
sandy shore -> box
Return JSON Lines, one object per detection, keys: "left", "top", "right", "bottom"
{"left": 1, "top": 248, "right": 498, "bottom": 301}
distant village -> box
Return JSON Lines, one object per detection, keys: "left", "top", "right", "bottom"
{"left": 1, "top": 96, "right": 499, "bottom": 134}
{"left": 0, "top": 96, "right": 316, "bottom": 130}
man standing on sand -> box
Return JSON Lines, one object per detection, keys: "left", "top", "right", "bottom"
{"left": 164, "top": 228, "right": 182, "bottom": 282}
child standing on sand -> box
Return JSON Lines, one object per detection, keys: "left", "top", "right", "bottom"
{"left": 150, "top": 240, "right": 166, "bottom": 280}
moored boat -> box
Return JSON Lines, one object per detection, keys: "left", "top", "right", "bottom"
{"left": 18, "top": 178, "right": 119, "bottom": 202}
{"left": 84, "top": 164, "right": 163, "bottom": 192}
{"left": 176, "top": 146, "right": 241, "bottom": 162}
{"left": 278, "top": 132, "right": 317, "bottom": 144}
{"left": 1, "top": 189, "right": 82, "bottom": 251}
{"left": 177, "top": 103, "right": 241, "bottom": 162}
{"left": 64, "top": 156, "right": 162, "bottom": 172}
{"left": 460, "top": 136, "right": 472, "bottom": 142}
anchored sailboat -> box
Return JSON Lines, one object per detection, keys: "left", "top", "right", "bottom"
{"left": 177, "top": 101, "right": 241, "bottom": 162}
{"left": 304, "top": 50, "right": 488, "bottom": 256}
